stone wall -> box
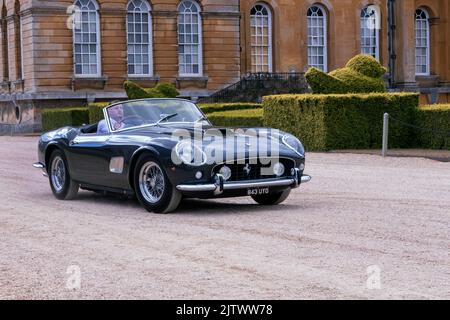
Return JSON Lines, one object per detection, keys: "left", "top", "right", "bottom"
{"left": 0, "top": 0, "right": 241, "bottom": 97}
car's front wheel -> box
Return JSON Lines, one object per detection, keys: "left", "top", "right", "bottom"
{"left": 134, "top": 154, "right": 182, "bottom": 214}
{"left": 251, "top": 189, "right": 291, "bottom": 205}
{"left": 48, "top": 149, "right": 79, "bottom": 200}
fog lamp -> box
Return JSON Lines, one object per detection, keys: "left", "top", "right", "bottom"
{"left": 273, "top": 162, "right": 285, "bottom": 177}
{"left": 219, "top": 166, "right": 232, "bottom": 181}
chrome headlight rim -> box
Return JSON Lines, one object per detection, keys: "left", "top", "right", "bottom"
{"left": 282, "top": 134, "right": 305, "bottom": 157}
{"left": 175, "top": 140, "right": 207, "bottom": 167}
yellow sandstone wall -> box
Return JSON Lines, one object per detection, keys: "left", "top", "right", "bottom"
{"left": 0, "top": 0, "right": 241, "bottom": 96}
{"left": 0, "top": 0, "right": 448, "bottom": 101}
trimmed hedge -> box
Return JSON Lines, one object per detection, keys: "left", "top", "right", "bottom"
{"left": 154, "top": 83, "right": 179, "bottom": 98}
{"left": 416, "top": 104, "right": 450, "bottom": 150}
{"left": 42, "top": 108, "right": 89, "bottom": 132}
{"left": 346, "top": 54, "right": 387, "bottom": 78}
{"left": 88, "top": 102, "right": 109, "bottom": 124}
{"left": 199, "top": 103, "right": 261, "bottom": 114}
{"left": 263, "top": 93, "right": 419, "bottom": 151}
{"left": 306, "top": 54, "right": 387, "bottom": 94}
{"left": 124, "top": 80, "right": 179, "bottom": 99}
{"left": 207, "top": 108, "right": 264, "bottom": 127}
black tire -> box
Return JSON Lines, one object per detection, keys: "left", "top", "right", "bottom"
{"left": 251, "top": 189, "right": 291, "bottom": 205}
{"left": 133, "top": 153, "right": 182, "bottom": 214}
{"left": 48, "top": 149, "right": 79, "bottom": 200}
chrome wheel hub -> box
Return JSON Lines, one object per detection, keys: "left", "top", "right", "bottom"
{"left": 139, "top": 161, "right": 165, "bottom": 204}
{"left": 51, "top": 156, "right": 65, "bottom": 192}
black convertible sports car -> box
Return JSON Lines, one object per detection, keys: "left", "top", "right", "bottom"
{"left": 33, "top": 99, "right": 311, "bottom": 213}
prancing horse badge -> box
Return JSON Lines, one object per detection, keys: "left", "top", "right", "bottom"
{"left": 243, "top": 163, "right": 251, "bottom": 176}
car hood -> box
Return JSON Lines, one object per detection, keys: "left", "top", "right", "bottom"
{"left": 113, "top": 124, "right": 304, "bottom": 159}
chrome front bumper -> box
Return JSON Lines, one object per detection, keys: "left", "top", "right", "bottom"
{"left": 177, "top": 170, "right": 311, "bottom": 194}
{"left": 33, "top": 162, "right": 48, "bottom": 177}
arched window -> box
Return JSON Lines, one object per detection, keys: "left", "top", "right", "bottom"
{"left": 250, "top": 3, "right": 272, "bottom": 73}
{"left": 307, "top": 5, "right": 327, "bottom": 71}
{"left": 415, "top": 8, "right": 430, "bottom": 76}
{"left": 178, "top": 0, "right": 202, "bottom": 76}
{"left": 360, "top": 6, "right": 380, "bottom": 60}
{"left": 127, "top": 0, "right": 152, "bottom": 76}
{"left": 14, "top": 0, "right": 23, "bottom": 80}
{"left": 73, "top": 0, "right": 101, "bottom": 77}
{"left": 1, "top": 4, "right": 8, "bottom": 81}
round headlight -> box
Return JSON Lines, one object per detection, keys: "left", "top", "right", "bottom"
{"left": 282, "top": 134, "right": 305, "bottom": 156}
{"left": 273, "top": 162, "right": 285, "bottom": 177}
{"left": 219, "top": 165, "right": 232, "bottom": 181}
{"left": 175, "top": 141, "right": 206, "bottom": 166}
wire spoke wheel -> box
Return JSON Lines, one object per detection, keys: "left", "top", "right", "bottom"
{"left": 51, "top": 156, "right": 66, "bottom": 193}
{"left": 139, "top": 161, "right": 165, "bottom": 204}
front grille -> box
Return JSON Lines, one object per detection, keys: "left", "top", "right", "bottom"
{"left": 213, "top": 158, "right": 295, "bottom": 182}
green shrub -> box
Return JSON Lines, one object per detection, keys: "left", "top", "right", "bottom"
{"left": 263, "top": 93, "right": 419, "bottom": 151}
{"left": 306, "top": 54, "right": 387, "bottom": 94}
{"left": 42, "top": 108, "right": 89, "bottom": 132}
{"left": 88, "top": 102, "right": 109, "bottom": 124}
{"left": 416, "top": 104, "right": 450, "bottom": 150}
{"left": 199, "top": 103, "right": 262, "bottom": 114}
{"left": 155, "top": 83, "right": 179, "bottom": 98}
{"left": 124, "top": 80, "right": 179, "bottom": 99}
{"left": 124, "top": 80, "right": 149, "bottom": 100}
{"left": 144, "top": 88, "right": 165, "bottom": 98}
{"left": 207, "top": 108, "right": 263, "bottom": 127}
{"left": 345, "top": 54, "right": 387, "bottom": 78}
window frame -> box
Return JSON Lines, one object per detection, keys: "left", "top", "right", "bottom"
{"left": 20, "top": 15, "right": 24, "bottom": 80}
{"left": 415, "top": 8, "right": 430, "bottom": 76}
{"left": 72, "top": 0, "right": 102, "bottom": 78}
{"left": 250, "top": 2, "right": 273, "bottom": 73}
{"left": 177, "top": 0, "right": 203, "bottom": 77}
{"left": 360, "top": 5, "right": 380, "bottom": 61}
{"left": 126, "top": 0, "right": 153, "bottom": 77}
{"left": 307, "top": 5, "right": 328, "bottom": 72}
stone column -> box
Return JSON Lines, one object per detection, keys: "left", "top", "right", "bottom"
{"left": 394, "top": 0, "right": 417, "bottom": 88}
{"left": 0, "top": 17, "right": 7, "bottom": 91}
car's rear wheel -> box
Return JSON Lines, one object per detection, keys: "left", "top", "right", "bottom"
{"left": 134, "top": 154, "right": 182, "bottom": 214}
{"left": 251, "top": 189, "right": 291, "bottom": 205}
{"left": 49, "top": 149, "right": 79, "bottom": 200}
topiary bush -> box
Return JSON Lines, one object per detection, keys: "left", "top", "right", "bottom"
{"left": 416, "top": 104, "right": 450, "bottom": 150}
{"left": 124, "top": 80, "right": 179, "bottom": 99}
{"left": 155, "top": 83, "right": 180, "bottom": 98}
{"left": 42, "top": 108, "right": 89, "bottom": 132}
{"left": 263, "top": 93, "right": 419, "bottom": 151}
{"left": 305, "top": 54, "right": 387, "bottom": 94}
{"left": 124, "top": 80, "right": 150, "bottom": 100}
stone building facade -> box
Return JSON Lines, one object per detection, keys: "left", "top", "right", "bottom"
{"left": 239, "top": 0, "right": 450, "bottom": 104}
{"left": 0, "top": 0, "right": 449, "bottom": 132}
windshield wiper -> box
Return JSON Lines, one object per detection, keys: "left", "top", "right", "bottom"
{"left": 156, "top": 113, "right": 178, "bottom": 126}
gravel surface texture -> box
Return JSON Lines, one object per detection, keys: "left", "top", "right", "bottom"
{"left": 0, "top": 136, "right": 449, "bottom": 299}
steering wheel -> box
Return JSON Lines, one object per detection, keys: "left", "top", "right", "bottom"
{"left": 122, "top": 115, "right": 146, "bottom": 127}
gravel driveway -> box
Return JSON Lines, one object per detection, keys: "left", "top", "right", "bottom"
{"left": 0, "top": 136, "right": 449, "bottom": 299}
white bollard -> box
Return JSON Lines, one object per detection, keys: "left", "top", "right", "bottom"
{"left": 382, "top": 113, "right": 389, "bottom": 157}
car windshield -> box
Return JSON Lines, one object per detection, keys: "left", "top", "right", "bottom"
{"left": 104, "top": 99, "right": 207, "bottom": 132}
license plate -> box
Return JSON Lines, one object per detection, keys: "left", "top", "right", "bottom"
{"left": 247, "top": 188, "right": 269, "bottom": 196}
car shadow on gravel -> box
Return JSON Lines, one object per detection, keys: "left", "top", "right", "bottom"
{"left": 175, "top": 199, "right": 303, "bottom": 216}
{"left": 75, "top": 191, "right": 304, "bottom": 216}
